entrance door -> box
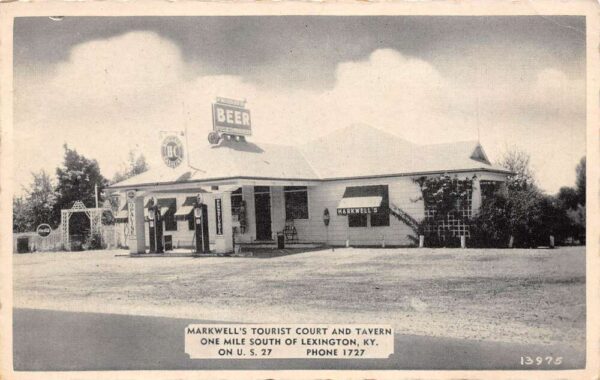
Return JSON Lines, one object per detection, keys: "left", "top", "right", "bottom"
{"left": 254, "top": 186, "right": 272, "bottom": 241}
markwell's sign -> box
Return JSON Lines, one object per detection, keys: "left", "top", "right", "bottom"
{"left": 337, "top": 207, "right": 379, "bottom": 216}
{"left": 36, "top": 224, "right": 52, "bottom": 237}
{"left": 212, "top": 98, "right": 252, "bottom": 136}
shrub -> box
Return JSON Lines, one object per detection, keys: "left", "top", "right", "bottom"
{"left": 83, "top": 232, "right": 103, "bottom": 250}
{"left": 470, "top": 193, "right": 511, "bottom": 248}
{"left": 471, "top": 189, "right": 574, "bottom": 248}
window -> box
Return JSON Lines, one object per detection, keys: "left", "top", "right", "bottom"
{"left": 158, "top": 198, "right": 177, "bottom": 232}
{"left": 164, "top": 209, "right": 177, "bottom": 231}
{"left": 481, "top": 181, "right": 501, "bottom": 205}
{"left": 348, "top": 214, "right": 367, "bottom": 227}
{"left": 370, "top": 210, "right": 390, "bottom": 227}
{"left": 231, "top": 188, "right": 243, "bottom": 217}
{"left": 284, "top": 186, "right": 309, "bottom": 220}
{"left": 188, "top": 214, "right": 195, "bottom": 231}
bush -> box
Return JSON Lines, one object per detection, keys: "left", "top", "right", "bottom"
{"left": 470, "top": 193, "right": 511, "bottom": 248}
{"left": 470, "top": 190, "right": 574, "bottom": 248}
{"left": 83, "top": 232, "right": 103, "bottom": 250}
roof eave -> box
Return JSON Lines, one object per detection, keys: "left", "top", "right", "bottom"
{"left": 107, "top": 167, "right": 512, "bottom": 191}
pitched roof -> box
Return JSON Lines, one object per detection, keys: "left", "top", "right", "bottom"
{"left": 110, "top": 136, "right": 319, "bottom": 188}
{"left": 110, "top": 124, "right": 509, "bottom": 189}
{"left": 298, "top": 124, "right": 509, "bottom": 178}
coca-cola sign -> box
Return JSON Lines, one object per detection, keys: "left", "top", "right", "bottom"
{"left": 36, "top": 224, "right": 52, "bottom": 237}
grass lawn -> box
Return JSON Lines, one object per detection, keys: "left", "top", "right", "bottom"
{"left": 13, "top": 246, "right": 585, "bottom": 348}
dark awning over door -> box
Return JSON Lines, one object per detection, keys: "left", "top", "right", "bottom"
{"left": 337, "top": 185, "right": 388, "bottom": 215}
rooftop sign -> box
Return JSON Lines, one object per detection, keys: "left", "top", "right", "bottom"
{"left": 161, "top": 134, "right": 185, "bottom": 169}
{"left": 212, "top": 98, "right": 252, "bottom": 136}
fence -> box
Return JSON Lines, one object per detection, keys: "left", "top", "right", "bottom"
{"left": 13, "top": 229, "right": 63, "bottom": 253}
{"left": 13, "top": 225, "right": 122, "bottom": 253}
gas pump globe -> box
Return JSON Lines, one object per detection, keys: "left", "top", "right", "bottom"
{"left": 148, "top": 207, "right": 155, "bottom": 228}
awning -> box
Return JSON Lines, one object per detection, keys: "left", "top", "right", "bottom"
{"left": 114, "top": 204, "right": 129, "bottom": 223}
{"left": 337, "top": 185, "right": 388, "bottom": 215}
{"left": 174, "top": 197, "right": 196, "bottom": 221}
{"left": 144, "top": 198, "right": 176, "bottom": 220}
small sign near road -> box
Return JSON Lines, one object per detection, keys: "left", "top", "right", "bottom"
{"left": 36, "top": 224, "right": 52, "bottom": 238}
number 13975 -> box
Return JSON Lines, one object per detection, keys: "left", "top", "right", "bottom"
{"left": 520, "top": 356, "right": 563, "bottom": 366}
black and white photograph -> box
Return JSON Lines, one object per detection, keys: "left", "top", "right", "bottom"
{"left": 1, "top": 2, "right": 598, "bottom": 379}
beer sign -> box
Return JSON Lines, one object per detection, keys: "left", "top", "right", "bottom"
{"left": 212, "top": 98, "right": 252, "bottom": 136}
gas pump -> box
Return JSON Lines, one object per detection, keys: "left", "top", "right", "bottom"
{"left": 194, "top": 194, "right": 210, "bottom": 253}
{"left": 148, "top": 198, "right": 164, "bottom": 253}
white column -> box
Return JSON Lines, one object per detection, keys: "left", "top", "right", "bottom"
{"left": 242, "top": 186, "right": 256, "bottom": 241}
{"left": 128, "top": 193, "right": 146, "bottom": 254}
{"left": 270, "top": 186, "right": 286, "bottom": 234}
{"left": 214, "top": 192, "right": 234, "bottom": 254}
{"left": 471, "top": 176, "right": 482, "bottom": 216}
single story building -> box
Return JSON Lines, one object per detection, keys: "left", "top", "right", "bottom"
{"left": 107, "top": 123, "right": 510, "bottom": 254}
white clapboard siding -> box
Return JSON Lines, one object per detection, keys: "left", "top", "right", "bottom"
{"left": 293, "top": 177, "right": 424, "bottom": 246}
{"left": 118, "top": 177, "right": 425, "bottom": 248}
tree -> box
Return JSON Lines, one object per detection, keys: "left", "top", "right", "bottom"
{"left": 472, "top": 148, "right": 583, "bottom": 247}
{"left": 53, "top": 144, "right": 108, "bottom": 226}
{"left": 575, "top": 156, "right": 585, "bottom": 206}
{"left": 24, "top": 170, "right": 57, "bottom": 229}
{"left": 557, "top": 186, "right": 579, "bottom": 210}
{"left": 112, "top": 150, "right": 149, "bottom": 184}
{"left": 13, "top": 196, "right": 30, "bottom": 232}
{"left": 497, "top": 147, "right": 536, "bottom": 191}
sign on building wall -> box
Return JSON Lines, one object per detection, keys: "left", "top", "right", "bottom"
{"left": 215, "top": 198, "right": 223, "bottom": 235}
{"left": 212, "top": 98, "right": 252, "bottom": 136}
{"left": 160, "top": 132, "right": 185, "bottom": 169}
{"left": 127, "top": 190, "right": 136, "bottom": 237}
{"left": 337, "top": 207, "right": 379, "bottom": 215}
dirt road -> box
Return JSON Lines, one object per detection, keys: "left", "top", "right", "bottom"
{"left": 13, "top": 246, "right": 586, "bottom": 348}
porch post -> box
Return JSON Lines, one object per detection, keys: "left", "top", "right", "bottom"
{"left": 214, "top": 191, "right": 234, "bottom": 254}
{"left": 127, "top": 191, "right": 146, "bottom": 254}
{"left": 471, "top": 175, "right": 482, "bottom": 216}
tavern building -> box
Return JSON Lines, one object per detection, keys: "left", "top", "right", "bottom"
{"left": 107, "top": 100, "right": 510, "bottom": 254}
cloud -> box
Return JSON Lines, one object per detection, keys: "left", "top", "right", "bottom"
{"left": 14, "top": 31, "right": 586, "bottom": 194}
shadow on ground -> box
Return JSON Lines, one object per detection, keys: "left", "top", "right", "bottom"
{"left": 13, "top": 308, "right": 585, "bottom": 371}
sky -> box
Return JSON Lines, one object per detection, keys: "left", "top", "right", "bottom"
{"left": 13, "top": 16, "right": 586, "bottom": 194}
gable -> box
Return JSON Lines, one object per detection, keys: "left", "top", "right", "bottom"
{"left": 470, "top": 144, "right": 491, "bottom": 165}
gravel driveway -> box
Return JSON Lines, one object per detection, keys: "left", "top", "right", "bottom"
{"left": 13, "top": 246, "right": 586, "bottom": 348}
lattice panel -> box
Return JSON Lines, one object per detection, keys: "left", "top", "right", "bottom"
{"left": 71, "top": 201, "right": 87, "bottom": 210}
{"left": 424, "top": 191, "right": 473, "bottom": 237}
